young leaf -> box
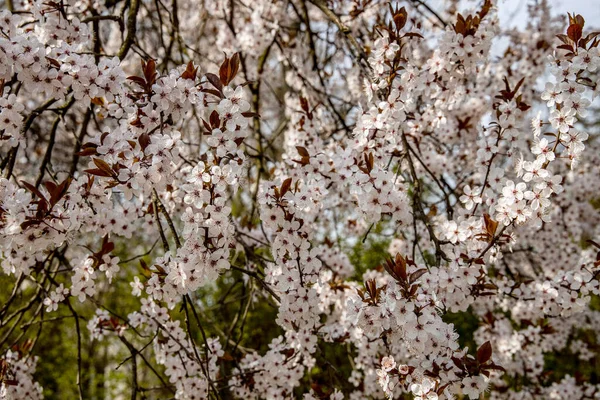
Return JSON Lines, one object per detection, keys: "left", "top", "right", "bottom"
{"left": 280, "top": 178, "right": 292, "bottom": 198}
{"left": 296, "top": 146, "right": 310, "bottom": 157}
{"left": 477, "top": 341, "right": 493, "bottom": 364}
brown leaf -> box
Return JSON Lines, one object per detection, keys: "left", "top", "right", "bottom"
{"left": 409, "top": 284, "right": 418, "bottom": 296}
{"left": 477, "top": 341, "right": 493, "bottom": 364}
{"left": 394, "top": 253, "right": 408, "bottom": 281}
{"left": 20, "top": 219, "right": 41, "bottom": 230}
{"left": 296, "top": 146, "right": 310, "bottom": 157}
{"left": 292, "top": 157, "right": 310, "bottom": 166}
{"left": 382, "top": 259, "right": 399, "bottom": 282}
{"left": 455, "top": 14, "right": 466, "bottom": 35}
{"left": 143, "top": 59, "right": 157, "bottom": 84}
{"left": 300, "top": 97, "right": 309, "bottom": 113}
{"left": 393, "top": 7, "right": 407, "bottom": 30}
{"left": 201, "top": 118, "right": 212, "bottom": 133}
{"left": 127, "top": 76, "right": 146, "bottom": 87}
{"left": 139, "top": 133, "right": 150, "bottom": 151}
{"left": 567, "top": 23, "right": 583, "bottom": 44}
{"left": 43, "top": 181, "right": 57, "bottom": 197}
{"left": 403, "top": 32, "right": 423, "bottom": 39}
{"left": 76, "top": 147, "right": 98, "bottom": 157}
{"left": 210, "top": 110, "right": 220, "bottom": 129}
{"left": 556, "top": 33, "right": 570, "bottom": 44}
{"left": 84, "top": 168, "right": 113, "bottom": 177}
{"left": 280, "top": 178, "right": 292, "bottom": 198}
{"left": 93, "top": 158, "right": 113, "bottom": 176}
{"left": 483, "top": 213, "right": 498, "bottom": 239}
{"left": 90, "top": 97, "right": 104, "bottom": 106}
{"left": 45, "top": 57, "right": 60, "bottom": 68}
{"left": 219, "top": 352, "right": 235, "bottom": 361}
{"left": 229, "top": 53, "right": 240, "bottom": 83}
{"left": 219, "top": 57, "right": 230, "bottom": 85}
{"left": 205, "top": 73, "right": 223, "bottom": 93}
{"left": 241, "top": 111, "right": 260, "bottom": 118}
{"left": 485, "top": 363, "right": 506, "bottom": 372}
{"left": 49, "top": 178, "right": 71, "bottom": 207}
{"left": 409, "top": 268, "right": 427, "bottom": 283}
{"left": 181, "top": 61, "right": 198, "bottom": 80}
{"left": 201, "top": 88, "right": 224, "bottom": 99}
{"left": 21, "top": 181, "right": 47, "bottom": 204}
{"left": 101, "top": 235, "right": 115, "bottom": 255}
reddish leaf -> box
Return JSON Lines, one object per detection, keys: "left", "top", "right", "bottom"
{"left": 43, "top": 181, "right": 57, "bottom": 196}
{"left": 300, "top": 97, "right": 309, "bottom": 113}
{"left": 219, "top": 56, "right": 231, "bottom": 85}
{"left": 201, "top": 118, "right": 212, "bottom": 133}
{"left": 403, "top": 32, "right": 423, "bottom": 39}
{"left": 127, "top": 76, "right": 146, "bottom": 86}
{"left": 485, "top": 363, "right": 506, "bottom": 372}
{"left": 567, "top": 23, "right": 583, "bottom": 44}
{"left": 219, "top": 352, "right": 235, "bottom": 361}
{"left": 296, "top": 146, "right": 310, "bottom": 157}
{"left": 48, "top": 177, "right": 71, "bottom": 207}
{"left": 90, "top": 97, "right": 104, "bottom": 106}
{"left": 477, "top": 341, "right": 493, "bottom": 364}
{"left": 204, "top": 73, "right": 223, "bottom": 92}
{"left": 45, "top": 57, "right": 60, "bottom": 68}
{"left": 20, "top": 219, "right": 41, "bottom": 230}
{"left": 229, "top": 52, "right": 240, "bottom": 82}
{"left": 84, "top": 168, "right": 113, "bottom": 177}
{"left": 139, "top": 133, "right": 150, "bottom": 151}
{"left": 21, "top": 181, "right": 47, "bottom": 204}
{"left": 143, "top": 59, "right": 157, "bottom": 84}
{"left": 181, "top": 61, "right": 198, "bottom": 80}
{"left": 76, "top": 147, "right": 98, "bottom": 157}
{"left": 393, "top": 7, "right": 407, "bottom": 30}
{"left": 280, "top": 178, "right": 292, "bottom": 198}
{"left": 409, "top": 268, "right": 427, "bottom": 283}
{"left": 210, "top": 110, "right": 220, "bottom": 129}
{"left": 93, "top": 158, "right": 113, "bottom": 176}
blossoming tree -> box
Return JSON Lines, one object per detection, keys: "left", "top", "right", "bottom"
{"left": 0, "top": 0, "right": 599, "bottom": 398}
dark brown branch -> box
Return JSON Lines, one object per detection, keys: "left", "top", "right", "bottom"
{"left": 35, "top": 116, "right": 60, "bottom": 187}
{"left": 66, "top": 298, "right": 85, "bottom": 400}
{"left": 401, "top": 132, "right": 449, "bottom": 267}
{"left": 3, "top": 98, "right": 58, "bottom": 180}
{"left": 152, "top": 189, "right": 170, "bottom": 252}
{"left": 69, "top": 107, "right": 93, "bottom": 176}
{"left": 410, "top": 0, "right": 448, "bottom": 28}
{"left": 230, "top": 265, "right": 280, "bottom": 302}
{"left": 118, "top": 0, "right": 141, "bottom": 60}
{"left": 154, "top": 190, "right": 181, "bottom": 249}
{"left": 308, "top": 0, "right": 374, "bottom": 81}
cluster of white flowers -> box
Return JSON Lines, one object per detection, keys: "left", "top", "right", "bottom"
{"left": 0, "top": 350, "right": 43, "bottom": 400}
{"left": 128, "top": 298, "right": 221, "bottom": 399}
